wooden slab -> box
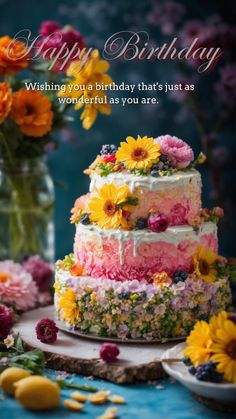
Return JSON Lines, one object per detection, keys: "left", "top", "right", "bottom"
{"left": 14, "top": 306, "right": 175, "bottom": 384}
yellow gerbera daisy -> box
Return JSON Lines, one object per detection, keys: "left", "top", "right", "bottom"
{"left": 88, "top": 183, "right": 130, "bottom": 229}
{"left": 58, "top": 288, "right": 80, "bottom": 325}
{"left": 116, "top": 135, "right": 160, "bottom": 170}
{"left": 184, "top": 320, "right": 212, "bottom": 366}
{"left": 209, "top": 310, "right": 228, "bottom": 337}
{"left": 210, "top": 316, "right": 236, "bottom": 383}
{"left": 192, "top": 246, "right": 219, "bottom": 283}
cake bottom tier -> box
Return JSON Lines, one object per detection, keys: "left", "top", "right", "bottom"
{"left": 55, "top": 266, "right": 231, "bottom": 341}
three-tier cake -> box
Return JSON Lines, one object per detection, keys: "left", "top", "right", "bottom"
{"left": 55, "top": 135, "right": 232, "bottom": 340}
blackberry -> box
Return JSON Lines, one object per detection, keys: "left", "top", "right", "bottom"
{"left": 100, "top": 144, "right": 117, "bottom": 155}
{"left": 150, "top": 169, "right": 160, "bottom": 177}
{"left": 135, "top": 218, "right": 147, "bottom": 229}
{"left": 80, "top": 213, "right": 91, "bottom": 225}
{"left": 173, "top": 270, "right": 188, "bottom": 283}
{"left": 151, "top": 164, "right": 159, "bottom": 171}
{"left": 160, "top": 155, "right": 168, "bottom": 163}
{"left": 195, "top": 361, "right": 223, "bottom": 383}
{"left": 182, "top": 356, "right": 192, "bottom": 366}
{"left": 188, "top": 365, "right": 197, "bottom": 375}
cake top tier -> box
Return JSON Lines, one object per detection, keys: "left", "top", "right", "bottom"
{"left": 84, "top": 134, "right": 206, "bottom": 179}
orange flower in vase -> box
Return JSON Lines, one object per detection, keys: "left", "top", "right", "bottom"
{"left": 0, "top": 36, "right": 29, "bottom": 76}
{"left": 0, "top": 81, "right": 12, "bottom": 124}
{"left": 10, "top": 90, "right": 53, "bottom": 137}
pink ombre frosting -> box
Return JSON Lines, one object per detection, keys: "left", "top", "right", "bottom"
{"left": 89, "top": 170, "right": 202, "bottom": 226}
{"left": 74, "top": 223, "right": 218, "bottom": 282}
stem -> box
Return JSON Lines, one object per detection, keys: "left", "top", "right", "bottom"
{"left": 64, "top": 383, "right": 98, "bottom": 392}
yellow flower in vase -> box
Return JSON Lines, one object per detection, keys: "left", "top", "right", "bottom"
{"left": 116, "top": 135, "right": 160, "bottom": 170}
{"left": 210, "top": 313, "right": 236, "bottom": 383}
{"left": 184, "top": 320, "right": 212, "bottom": 366}
{"left": 58, "top": 288, "right": 79, "bottom": 325}
{"left": 193, "top": 246, "right": 219, "bottom": 283}
{"left": 88, "top": 183, "right": 131, "bottom": 229}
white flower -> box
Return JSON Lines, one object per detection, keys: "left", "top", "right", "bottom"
{"left": 4, "top": 334, "right": 14, "bottom": 348}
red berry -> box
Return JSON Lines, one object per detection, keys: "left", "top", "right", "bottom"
{"left": 102, "top": 154, "right": 116, "bottom": 164}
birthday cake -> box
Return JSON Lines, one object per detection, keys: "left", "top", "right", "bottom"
{"left": 55, "top": 135, "right": 232, "bottom": 341}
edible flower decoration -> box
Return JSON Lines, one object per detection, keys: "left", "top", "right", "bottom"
{"left": 184, "top": 311, "right": 236, "bottom": 383}
{"left": 58, "top": 288, "right": 80, "bottom": 325}
{"left": 192, "top": 246, "right": 220, "bottom": 283}
{"left": 88, "top": 183, "right": 138, "bottom": 229}
{"left": 116, "top": 135, "right": 160, "bottom": 171}
{"left": 152, "top": 272, "right": 172, "bottom": 288}
{"left": 200, "top": 207, "right": 224, "bottom": 224}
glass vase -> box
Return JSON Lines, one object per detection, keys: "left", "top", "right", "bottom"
{"left": 0, "top": 158, "right": 55, "bottom": 262}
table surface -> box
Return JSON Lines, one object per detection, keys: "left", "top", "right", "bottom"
{"left": 1, "top": 369, "right": 232, "bottom": 419}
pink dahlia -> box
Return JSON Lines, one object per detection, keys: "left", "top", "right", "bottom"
{"left": 148, "top": 213, "right": 169, "bottom": 233}
{"left": 0, "top": 304, "right": 14, "bottom": 339}
{"left": 156, "top": 135, "right": 194, "bottom": 168}
{"left": 0, "top": 261, "right": 38, "bottom": 311}
{"left": 35, "top": 318, "right": 58, "bottom": 344}
{"left": 99, "top": 343, "right": 120, "bottom": 363}
{"left": 23, "top": 256, "right": 53, "bottom": 293}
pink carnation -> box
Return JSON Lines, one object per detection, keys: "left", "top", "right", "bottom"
{"left": 99, "top": 343, "right": 120, "bottom": 363}
{"left": 0, "top": 304, "right": 14, "bottom": 339}
{"left": 23, "top": 256, "right": 53, "bottom": 292}
{"left": 0, "top": 261, "right": 38, "bottom": 311}
{"left": 155, "top": 135, "right": 194, "bottom": 168}
{"left": 39, "top": 20, "right": 62, "bottom": 37}
{"left": 35, "top": 318, "right": 58, "bottom": 344}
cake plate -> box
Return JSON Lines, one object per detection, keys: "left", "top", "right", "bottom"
{"left": 14, "top": 305, "right": 182, "bottom": 384}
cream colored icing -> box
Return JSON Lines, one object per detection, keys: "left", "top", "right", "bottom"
{"left": 76, "top": 222, "right": 217, "bottom": 265}
{"left": 89, "top": 170, "right": 201, "bottom": 193}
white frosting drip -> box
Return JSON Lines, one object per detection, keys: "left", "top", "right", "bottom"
{"left": 89, "top": 170, "right": 201, "bottom": 193}
{"left": 76, "top": 222, "right": 217, "bottom": 266}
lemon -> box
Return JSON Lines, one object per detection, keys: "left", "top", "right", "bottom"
{"left": 0, "top": 368, "right": 31, "bottom": 396}
{"left": 15, "top": 376, "right": 60, "bottom": 410}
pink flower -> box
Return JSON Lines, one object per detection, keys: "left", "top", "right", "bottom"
{"left": 0, "top": 261, "right": 38, "bottom": 311}
{"left": 156, "top": 135, "right": 194, "bottom": 168}
{"left": 35, "top": 318, "right": 58, "bottom": 344}
{"left": 0, "top": 304, "right": 14, "bottom": 339}
{"left": 99, "top": 343, "right": 120, "bottom": 363}
{"left": 23, "top": 256, "right": 53, "bottom": 293}
{"left": 148, "top": 213, "right": 169, "bottom": 233}
{"left": 39, "top": 20, "right": 62, "bottom": 37}
{"left": 213, "top": 207, "right": 224, "bottom": 218}
{"left": 169, "top": 203, "right": 187, "bottom": 225}
{"left": 37, "top": 21, "right": 85, "bottom": 72}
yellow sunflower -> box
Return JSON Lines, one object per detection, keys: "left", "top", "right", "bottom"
{"left": 88, "top": 183, "right": 130, "bottom": 229}
{"left": 192, "top": 246, "right": 219, "bottom": 283}
{"left": 58, "top": 288, "right": 80, "bottom": 325}
{"left": 209, "top": 311, "right": 228, "bottom": 336}
{"left": 184, "top": 320, "right": 212, "bottom": 366}
{"left": 116, "top": 135, "right": 160, "bottom": 170}
{"left": 210, "top": 314, "right": 236, "bottom": 383}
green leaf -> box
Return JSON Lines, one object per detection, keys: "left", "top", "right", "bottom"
{"left": 7, "top": 349, "right": 45, "bottom": 374}
{"left": 14, "top": 333, "right": 25, "bottom": 354}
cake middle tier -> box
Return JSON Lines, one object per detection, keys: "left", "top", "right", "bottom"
{"left": 74, "top": 222, "right": 218, "bottom": 281}
{"left": 89, "top": 169, "right": 202, "bottom": 226}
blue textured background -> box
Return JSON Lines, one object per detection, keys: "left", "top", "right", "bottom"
{"left": 0, "top": 370, "right": 234, "bottom": 419}
{"left": 0, "top": 0, "right": 235, "bottom": 259}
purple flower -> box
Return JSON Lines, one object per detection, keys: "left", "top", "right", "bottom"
{"left": 148, "top": 213, "right": 169, "bottom": 233}
{"left": 23, "top": 256, "right": 53, "bottom": 292}
{"left": 0, "top": 304, "right": 14, "bottom": 339}
{"left": 215, "top": 64, "right": 236, "bottom": 110}
{"left": 35, "top": 318, "right": 58, "bottom": 344}
{"left": 99, "top": 343, "right": 120, "bottom": 363}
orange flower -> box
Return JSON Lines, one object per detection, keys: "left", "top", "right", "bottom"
{"left": 0, "top": 36, "right": 29, "bottom": 76}
{"left": 0, "top": 82, "right": 12, "bottom": 124}
{"left": 70, "top": 262, "right": 84, "bottom": 277}
{"left": 152, "top": 272, "right": 172, "bottom": 289}
{"left": 10, "top": 90, "right": 53, "bottom": 137}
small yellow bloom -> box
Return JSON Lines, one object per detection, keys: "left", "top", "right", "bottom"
{"left": 108, "top": 395, "right": 125, "bottom": 404}
{"left": 70, "top": 391, "right": 88, "bottom": 402}
{"left": 58, "top": 288, "right": 79, "bottom": 325}
{"left": 88, "top": 183, "right": 130, "bottom": 229}
{"left": 193, "top": 246, "right": 219, "bottom": 283}
{"left": 64, "top": 399, "right": 84, "bottom": 411}
{"left": 184, "top": 320, "right": 212, "bottom": 366}
{"left": 90, "top": 292, "right": 97, "bottom": 302}
{"left": 116, "top": 135, "right": 160, "bottom": 170}
{"left": 4, "top": 334, "right": 14, "bottom": 348}
{"left": 152, "top": 272, "right": 172, "bottom": 289}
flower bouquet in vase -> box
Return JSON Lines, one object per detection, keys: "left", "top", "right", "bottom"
{"left": 0, "top": 21, "right": 112, "bottom": 262}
